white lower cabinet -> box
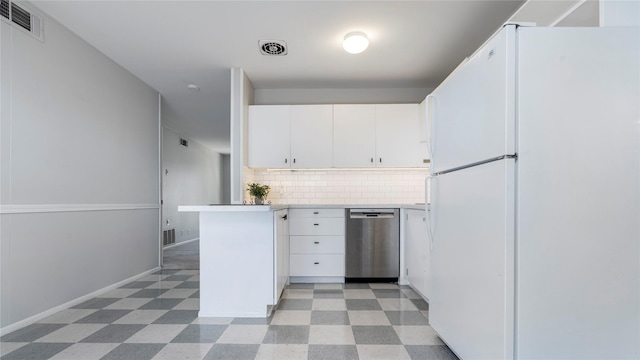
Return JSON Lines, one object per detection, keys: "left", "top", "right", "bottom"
{"left": 405, "top": 209, "right": 429, "bottom": 299}
{"left": 274, "top": 209, "right": 290, "bottom": 302}
{"left": 289, "top": 208, "right": 345, "bottom": 280}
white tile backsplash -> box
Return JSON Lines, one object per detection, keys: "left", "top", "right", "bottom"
{"left": 245, "top": 169, "right": 428, "bottom": 205}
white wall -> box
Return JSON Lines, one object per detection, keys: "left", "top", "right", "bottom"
{"left": 249, "top": 169, "right": 428, "bottom": 205}
{"left": 254, "top": 88, "right": 432, "bottom": 105}
{"left": 162, "top": 127, "right": 223, "bottom": 244}
{"left": 0, "top": 7, "right": 160, "bottom": 331}
{"left": 230, "top": 68, "right": 254, "bottom": 203}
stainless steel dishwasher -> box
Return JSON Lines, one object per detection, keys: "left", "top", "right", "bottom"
{"left": 345, "top": 208, "right": 400, "bottom": 282}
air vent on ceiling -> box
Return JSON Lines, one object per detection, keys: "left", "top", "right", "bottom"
{"left": 180, "top": 138, "right": 189, "bottom": 147}
{"left": 1, "top": 0, "right": 44, "bottom": 42}
{"left": 259, "top": 40, "right": 287, "bottom": 56}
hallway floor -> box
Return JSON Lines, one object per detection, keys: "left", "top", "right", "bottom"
{"left": 162, "top": 240, "right": 199, "bottom": 270}
{"left": 0, "top": 270, "right": 457, "bottom": 360}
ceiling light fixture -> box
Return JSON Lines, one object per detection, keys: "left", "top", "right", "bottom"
{"left": 187, "top": 84, "right": 200, "bottom": 91}
{"left": 343, "top": 31, "right": 369, "bottom": 54}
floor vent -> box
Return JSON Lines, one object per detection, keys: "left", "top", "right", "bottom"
{"left": 163, "top": 229, "right": 176, "bottom": 246}
{"left": 1, "top": 0, "right": 44, "bottom": 42}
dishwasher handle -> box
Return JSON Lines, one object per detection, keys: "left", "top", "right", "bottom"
{"left": 349, "top": 209, "right": 397, "bottom": 219}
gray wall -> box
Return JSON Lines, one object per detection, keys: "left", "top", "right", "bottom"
{"left": 253, "top": 87, "right": 432, "bottom": 105}
{"left": 162, "top": 127, "right": 223, "bottom": 244}
{"left": 1, "top": 8, "right": 160, "bottom": 330}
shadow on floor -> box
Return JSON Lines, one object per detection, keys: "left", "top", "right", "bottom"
{"left": 162, "top": 240, "right": 199, "bottom": 270}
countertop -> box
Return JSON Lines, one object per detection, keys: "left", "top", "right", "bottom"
{"left": 179, "top": 204, "right": 426, "bottom": 212}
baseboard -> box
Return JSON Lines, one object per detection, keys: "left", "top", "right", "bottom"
{"left": 163, "top": 237, "right": 199, "bottom": 250}
{"left": 289, "top": 276, "right": 345, "bottom": 284}
{"left": 0, "top": 267, "right": 161, "bottom": 336}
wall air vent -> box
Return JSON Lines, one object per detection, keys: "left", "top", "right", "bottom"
{"left": 180, "top": 138, "right": 189, "bottom": 147}
{"left": 1, "top": 0, "right": 44, "bottom": 42}
{"left": 259, "top": 40, "right": 287, "bottom": 56}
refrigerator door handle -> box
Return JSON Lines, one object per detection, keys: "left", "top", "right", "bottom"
{"left": 425, "top": 175, "right": 436, "bottom": 251}
{"left": 425, "top": 94, "right": 436, "bottom": 171}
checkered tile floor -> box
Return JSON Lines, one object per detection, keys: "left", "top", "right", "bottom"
{"left": 0, "top": 269, "right": 458, "bottom": 360}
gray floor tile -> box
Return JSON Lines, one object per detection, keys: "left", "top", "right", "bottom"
{"left": 262, "top": 325, "right": 309, "bottom": 344}
{"left": 119, "top": 281, "right": 157, "bottom": 289}
{"left": 75, "top": 310, "right": 132, "bottom": 324}
{"left": 139, "top": 298, "right": 183, "bottom": 310}
{"left": 189, "top": 290, "right": 200, "bottom": 299}
{"left": 127, "top": 289, "right": 168, "bottom": 298}
{"left": 352, "top": 325, "right": 402, "bottom": 345}
{"left": 174, "top": 281, "right": 199, "bottom": 289}
{"left": 345, "top": 299, "right": 382, "bottom": 311}
{"left": 0, "top": 324, "right": 66, "bottom": 342}
{"left": 152, "top": 310, "right": 199, "bottom": 324}
{"left": 79, "top": 324, "right": 145, "bottom": 343}
{"left": 310, "top": 311, "right": 350, "bottom": 325}
{"left": 287, "top": 283, "right": 314, "bottom": 289}
{"left": 344, "top": 283, "right": 371, "bottom": 289}
{"left": 386, "top": 311, "right": 429, "bottom": 325}
{"left": 162, "top": 275, "right": 193, "bottom": 281}
{"left": 313, "top": 290, "right": 344, "bottom": 299}
{"left": 231, "top": 317, "right": 272, "bottom": 325}
{"left": 0, "top": 342, "right": 71, "bottom": 360}
{"left": 277, "top": 299, "right": 313, "bottom": 310}
{"left": 372, "top": 289, "right": 407, "bottom": 298}
{"left": 405, "top": 345, "right": 459, "bottom": 360}
{"left": 100, "top": 343, "right": 164, "bottom": 360}
{"left": 410, "top": 298, "right": 429, "bottom": 310}
{"left": 308, "top": 344, "right": 359, "bottom": 360}
{"left": 171, "top": 324, "right": 228, "bottom": 343}
{"left": 153, "top": 269, "right": 182, "bottom": 275}
{"left": 72, "top": 298, "right": 120, "bottom": 309}
{"left": 204, "top": 344, "right": 260, "bottom": 360}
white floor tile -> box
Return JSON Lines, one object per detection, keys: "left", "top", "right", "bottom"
{"left": 0, "top": 342, "right": 27, "bottom": 356}
{"left": 96, "top": 288, "right": 139, "bottom": 298}
{"left": 144, "top": 281, "right": 182, "bottom": 289}
{"left": 271, "top": 311, "right": 311, "bottom": 325}
{"left": 343, "top": 290, "right": 376, "bottom": 299}
{"left": 314, "top": 283, "right": 344, "bottom": 290}
{"left": 255, "top": 344, "right": 308, "bottom": 360}
{"left": 158, "top": 289, "right": 198, "bottom": 299}
{"left": 173, "top": 298, "right": 200, "bottom": 310}
{"left": 38, "top": 309, "right": 98, "bottom": 324}
{"left": 309, "top": 325, "right": 356, "bottom": 345}
{"left": 35, "top": 324, "right": 107, "bottom": 343}
{"left": 151, "top": 343, "right": 212, "bottom": 360}
{"left": 377, "top": 299, "right": 418, "bottom": 311}
{"left": 217, "top": 325, "right": 269, "bottom": 344}
{"left": 348, "top": 311, "right": 392, "bottom": 326}
{"left": 104, "top": 298, "right": 153, "bottom": 310}
{"left": 312, "top": 299, "right": 347, "bottom": 311}
{"left": 191, "top": 317, "right": 234, "bottom": 325}
{"left": 282, "top": 289, "right": 314, "bottom": 299}
{"left": 393, "top": 325, "right": 444, "bottom": 345}
{"left": 368, "top": 283, "right": 399, "bottom": 289}
{"left": 356, "top": 344, "right": 411, "bottom": 360}
{"left": 48, "top": 343, "right": 119, "bottom": 360}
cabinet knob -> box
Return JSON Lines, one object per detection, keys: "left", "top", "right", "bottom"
{"left": 284, "top": 158, "right": 288, "bottom": 164}
{"left": 293, "top": 158, "right": 296, "bottom": 164}
{"left": 370, "top": 158, "right": 374, "bottom": 163}
{"left": 379, "top": 158, "right": 382, "bottom": 163}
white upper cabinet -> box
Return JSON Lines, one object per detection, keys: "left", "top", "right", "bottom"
{"left": 248, "top": 105, "right": 291, "bottom": 168}
{"left": 333, "top": 105, "right": 376, "bottom": 167}
{"left": 376, "top": 104, "right": 421, "bottom": 167}
{"left": 290, "top": 105, "right": 333, "bottom": 168}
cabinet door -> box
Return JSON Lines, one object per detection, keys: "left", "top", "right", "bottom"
{"left": 248, "top": 105, "right": 291, "bottom": 168}
{"left": 290, "top": 105, "right": 333, "bottom": 168}
{"left": 375, "top": 104, "right": 421, "bottom": 167}
{"left": 405, "top": 209, "right": 428, "bottom": 298}
{"left": 333, "top": 105, "right": 376, "bottom": 167}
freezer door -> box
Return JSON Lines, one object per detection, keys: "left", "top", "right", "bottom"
{"left": 428, "top": 159, "right": 515, "bottom": 359}
{"left": 430, "top": 25, "right": 516, "bottom": 174}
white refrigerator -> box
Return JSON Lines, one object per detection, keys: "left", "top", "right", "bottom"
{"left": 426, "top": 24, "right": 639, "bottom": 359}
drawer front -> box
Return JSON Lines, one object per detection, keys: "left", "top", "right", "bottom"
{"left": 290, "top": 254, "right": 345, "bottom": 276}
{"left": 290, "top": 236, "right": 345, "bottom": 254}
{"left": 289, "top": 208, "right": 345, "bottom": 219}
{"left": 290, "top": 218, "right": 345, "bottom": 236}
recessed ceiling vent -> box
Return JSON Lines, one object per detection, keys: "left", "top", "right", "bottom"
{"left": 259, "top": 40, "right": 287, "bottom": 56}
{"left": 180, "top": 138, "right": 189, "bottom": 147}
{"left": 1, "top": 0, "right": 44, "bottom": 42}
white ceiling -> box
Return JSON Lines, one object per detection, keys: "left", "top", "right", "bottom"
{"left": 32, "top": 0, "right": 526, "bottom": 153}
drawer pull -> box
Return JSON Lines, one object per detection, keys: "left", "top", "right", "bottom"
{"left": 314, "top": 262, "right": 320, "bottom": 265}
{"left": 313, "top": 211, "right": 319, "bottom": 214}
{"left": 314, "top": 241, "right": 320, "bottom": 244}
{"left": 313, "top": 223, "right": 319, "bottom": 226}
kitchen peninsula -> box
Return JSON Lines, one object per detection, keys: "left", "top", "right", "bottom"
{"left": 178, "top": 205, "right": 289, "bottom": 318}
